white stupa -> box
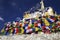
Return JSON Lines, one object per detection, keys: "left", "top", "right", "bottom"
{"left": 23, "top": 0, "right": 55, "bottom": 22}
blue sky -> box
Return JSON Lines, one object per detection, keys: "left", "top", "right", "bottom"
{"left": 0, "top": 0, "right": 60, "bottom": 30}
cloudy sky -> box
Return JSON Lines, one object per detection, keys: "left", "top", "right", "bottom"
{"left": 0, "top": 0, "right": 60, "bottom": 30}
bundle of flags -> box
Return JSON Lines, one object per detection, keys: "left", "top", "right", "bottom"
{"left": 1, "top": 15, "right": 60, "bottom": 35}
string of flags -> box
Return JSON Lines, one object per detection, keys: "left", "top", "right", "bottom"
{"left": 1, "top": 15, "right": 60, "bottom": 35}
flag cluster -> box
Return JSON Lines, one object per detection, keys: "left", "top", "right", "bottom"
{"left": 1, "top": 15, "right": 60, "bottom": 35}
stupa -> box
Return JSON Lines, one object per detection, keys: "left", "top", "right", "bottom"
{"left": 23, "top": 0, "right": 55, "bottom": 22}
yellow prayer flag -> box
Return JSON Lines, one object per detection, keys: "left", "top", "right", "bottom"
{"left": 1, "top": 29, "right": 4, "bottom": 32}
{"left": 20, "top": 28, "right": 24, "bottom": 34}
{"left": 35, "top": 27, "right": 39, "bottom": 31}
{"left": 43, "top": 18, "right": 50, "bottom": 26}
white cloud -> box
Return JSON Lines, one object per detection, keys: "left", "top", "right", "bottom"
{"left": 0, "top": 17, "right": 4, "bottom": 21}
